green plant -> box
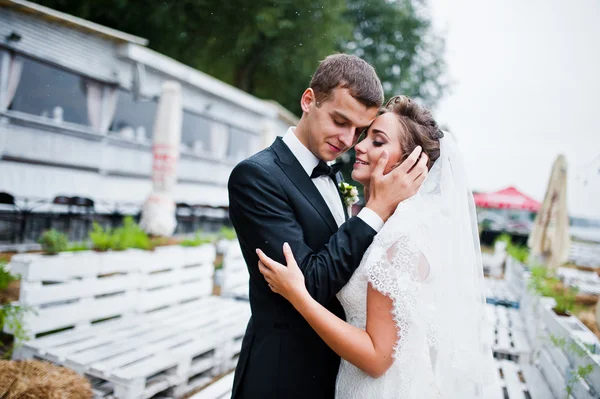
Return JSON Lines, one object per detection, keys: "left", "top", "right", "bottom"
{"left": 90, "top": 217, "right": 152, "bottom": 251}
{"left": 38, "top": 229, "right": 69, "bottom": 255}
{"left": 527, "top": 265, "right": 547, "bottom": 292}
{"left": 507, "top": 244, "right": 529, "bottom": 264}
{"left": 0, "top": 303, "right": 31, "bottom": 359}
{"left": 496, "top": 233, "right": 512, "bottom": 245}
{"left": 89, "top": 222, "right": 113, "bottom": 251}
{"left": 0, "top": 262, "right": 30, "bottom": 359}
{"left": 495, "top": 234, "right": 529, "bottom": 264}
{"left": 548, "top": 334, "right": 595, "bottom": 398}
{"left": 180, "top": 231, "right": 215, "bottom": 247}
{"left": 219, "top": 226, "right": 237, "bottom": 241}
{"left": 528, "top": 265, "right": 577, "bottom": 315}
{"left": 112, "top": 216, "right": 152, "bottom": 250}
{"left": 552, "top": 283, "right": 578, "bottom": 315}
{"left": 66, "top": 241, "right": 89, "bottom": 252}
{"left": 0, "top": 261, "right": 18, "bottom": 291}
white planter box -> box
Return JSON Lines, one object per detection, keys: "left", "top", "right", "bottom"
{"left": 538, "top": 305, "right": 600, "bottom": 398}
{"left": 181, "top": 244, "right": 217, "bottom": 267}
{"left": 10, "top": 251, "right": 102, "bottom": 281}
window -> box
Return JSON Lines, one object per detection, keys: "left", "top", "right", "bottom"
{"left": 181, "top": 111, "right": 212, "bottom": 154}
{"left": 110, "top": 89, "right": 157, "bottom": 140}
{"left": 9, "top": 55, "right": 94, "bottom": 126}
{"left": 228, "top": 127, "right": 260, "bottom": 161}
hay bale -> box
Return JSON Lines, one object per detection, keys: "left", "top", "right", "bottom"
{"left": 0, "top": 359, "right": 92, "bottom": 399}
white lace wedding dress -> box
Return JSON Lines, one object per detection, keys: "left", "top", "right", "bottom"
{"left": 336, "top": 196, "right": 441, "bottom": 399}
{"left": 335, "top": 134, "right": 492, "bottom": 398}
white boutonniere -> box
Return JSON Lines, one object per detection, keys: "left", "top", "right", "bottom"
{"left": 339, "top": 182, "right": 359, "bottom": 208}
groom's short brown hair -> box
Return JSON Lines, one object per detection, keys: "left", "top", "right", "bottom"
{"left": 310, "top": 53, "right": 384, "bottom": 109}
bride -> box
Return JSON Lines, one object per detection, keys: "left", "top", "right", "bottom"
{"left": 257, "top": 95, "right": 494, "bottom": 398}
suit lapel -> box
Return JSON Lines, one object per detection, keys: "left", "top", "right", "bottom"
{"left": 271, "top": 138, "right": 338, "bottom": 234}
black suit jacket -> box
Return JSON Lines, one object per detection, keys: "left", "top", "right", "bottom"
{"left": 228, "top": 137, "right": 377, "bottom": 399}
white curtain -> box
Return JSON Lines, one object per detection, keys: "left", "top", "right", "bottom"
{"left": 86, "top": 80, "right": 103, "bottom": 131}
{"left": 101, "top": 86, "right": 118, "bottom": 133}
{"left": 86, "top": 81, "right": 118, "bottom": 134}
{"left": 211, "top": 122, "right": 229, "bottom": 160}
{"left": 0, "top": 54, "right": 23, "bottom": 110}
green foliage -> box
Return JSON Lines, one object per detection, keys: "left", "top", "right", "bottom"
{"left": 66, "top": 241, "right": 90, "bottom": 252}
{"left": 552, "top": 283, "right": 578, "bottom": 315}
{"left": 90, "top": 217, "right": 152, "bottom": 251}
{"left": 0, "top": 261, "right": 18, "bottom": 291}
{"left": 528, "top": 265, "right": 577, "bottom": 315}
{"left": 33, "top": 0, "right": 446, "bottom": 115}
{"left": 342, "top": 0, "right": 447, "bottom": 106}
{"left": 496, "top": 233, "right": 512, "bottom": 245}
{"left": 219, "top": 226, "right": 237, "bottom": 241}
{"left": 38, "top": 229, "right": 69, "bottom": 255}
{"left": 494, "top": 234, "right": 529, "bottom": 264}
{"left": 0, "top": 304, "right": 31, "bottom": 359}
{"left": 180, "top": 231, "right": 215, "bottom": 247}
{"left": 548, "top": 334, "right": 595, "bottom": 398}
{"left": 90, "top": 222, "right": 114, "bottom": 251}
{"left": 507, "top": 245, "right": 529, "bottom": 264}
{"left": 112, "top": 216, "right": 152, "bottom": 250}
{"left": 0, "top": 262, "right": 30, "bottom": 359}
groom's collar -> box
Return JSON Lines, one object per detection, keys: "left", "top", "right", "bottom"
{"left": 281, "top": 127, "right": 320, "bottom": 177}
{"left": 270, "top": 131, "right": 339, "bottom": 234}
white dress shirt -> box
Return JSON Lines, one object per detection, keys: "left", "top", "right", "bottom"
{"left": 282, "top": 127, "right": 383, "bottom": 231}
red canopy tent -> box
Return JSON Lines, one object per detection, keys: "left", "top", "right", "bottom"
{"left": 473, "top": 186, "right": 541, "bottom": 212}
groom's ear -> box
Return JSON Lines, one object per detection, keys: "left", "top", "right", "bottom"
{"left": 300, "top": 88, "right": 316, "bottom": 113}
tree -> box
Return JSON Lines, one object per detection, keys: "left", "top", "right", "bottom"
{"left": 34, "top": 0, "right": 446, "bottom": 114}
{"left": 342, "top": 0, "right": 446, "bottom": 108}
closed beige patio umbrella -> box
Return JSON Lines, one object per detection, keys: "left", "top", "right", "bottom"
{"left": 528, "top": 154, "right": 571, "bottom": 272}
{"left": 140, "top": 81, "right": 183, "bottom": 236}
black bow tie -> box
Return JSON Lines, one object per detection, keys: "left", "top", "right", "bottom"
{"left": 311, "top": 161, "right": 343, "bottom": 179}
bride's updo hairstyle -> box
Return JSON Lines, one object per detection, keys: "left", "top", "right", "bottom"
{"left": 380, "top": 95, "right": 443, "bottom": 170}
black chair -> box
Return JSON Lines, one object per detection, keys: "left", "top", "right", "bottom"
{"left": 0, "top": 192, "right": 21, "bottom": 243}
{"left": 69, "top": 196, "right": 95, "bottom": 241}
{"left": 175, "top": 202, "right": 194, "bottom": 234}
{"left": 49, "top": 195, "right": 73, "bottom": 237}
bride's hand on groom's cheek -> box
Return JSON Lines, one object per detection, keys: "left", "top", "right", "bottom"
{"left": 256, "top": 243, "right": 307, "bottom": 303}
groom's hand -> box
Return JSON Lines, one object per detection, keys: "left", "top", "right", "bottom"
{"left": 366, "top": 146, "right": 428, "bottom": 222}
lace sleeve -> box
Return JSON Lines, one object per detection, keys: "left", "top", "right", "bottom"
{"left": 366, "top": 233, "right": 427, "bottom": 361}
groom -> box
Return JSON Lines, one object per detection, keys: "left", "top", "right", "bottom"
{"left": 227, "top": 54, "right": 428, "bottom": 399}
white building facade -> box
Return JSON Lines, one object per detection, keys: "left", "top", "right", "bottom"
{"left": 0, "top": 0, "right": 297, "bottom": 216}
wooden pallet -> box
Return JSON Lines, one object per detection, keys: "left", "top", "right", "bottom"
{"left": 220, "top": 240, "right": 249, "bottom": 301}
{"left": 495, "top": 359, "right": 555, "bottom": 399}
{"left": 485, "top": 303, "right": 532, "bottom": 363}
{"left": 568, "top": 242, "right": 600, "bottom": 268}
{"left": 538, "top": 305, "right": 600, "bottom": 399}
{"left": 189, "top": 371, "right": 234, "bottom": 399}
{"left": 6, "top": 245, "right": 251, "bottom": 399}
{"left": 485, "top": 278, "right": 520, "bottom": 308}
{"left": 558, "top": 267, "right": 600, "bottom": 295}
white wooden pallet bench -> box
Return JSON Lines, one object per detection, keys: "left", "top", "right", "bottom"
{"left": 558, "top": 267, "right": 600, "bottom": 296}
{"left": 493, "top": 359, "right": 555, "bottom": 399}
{"left": 568, "top": 242, "right": 600, "bottom": 268}
{"left": 188, "top": 371, "right": 234, "bottom": 399}
{"left": 536, "top": 304, "right": 600, "bottom": 399}
{"left": 485, "top": 278, "right": 520, "bottom": 308}
{"left": 482, "top": 241, "right": 507, "bottom": 277}
{"left": 485, "top": 303, "right": 532, "bottom": 364}
{"left": 220, "top": 240, "right": 249, "bottom": 301}
{"left": 4, "top": 245, "right": 251, "bottom": 399}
